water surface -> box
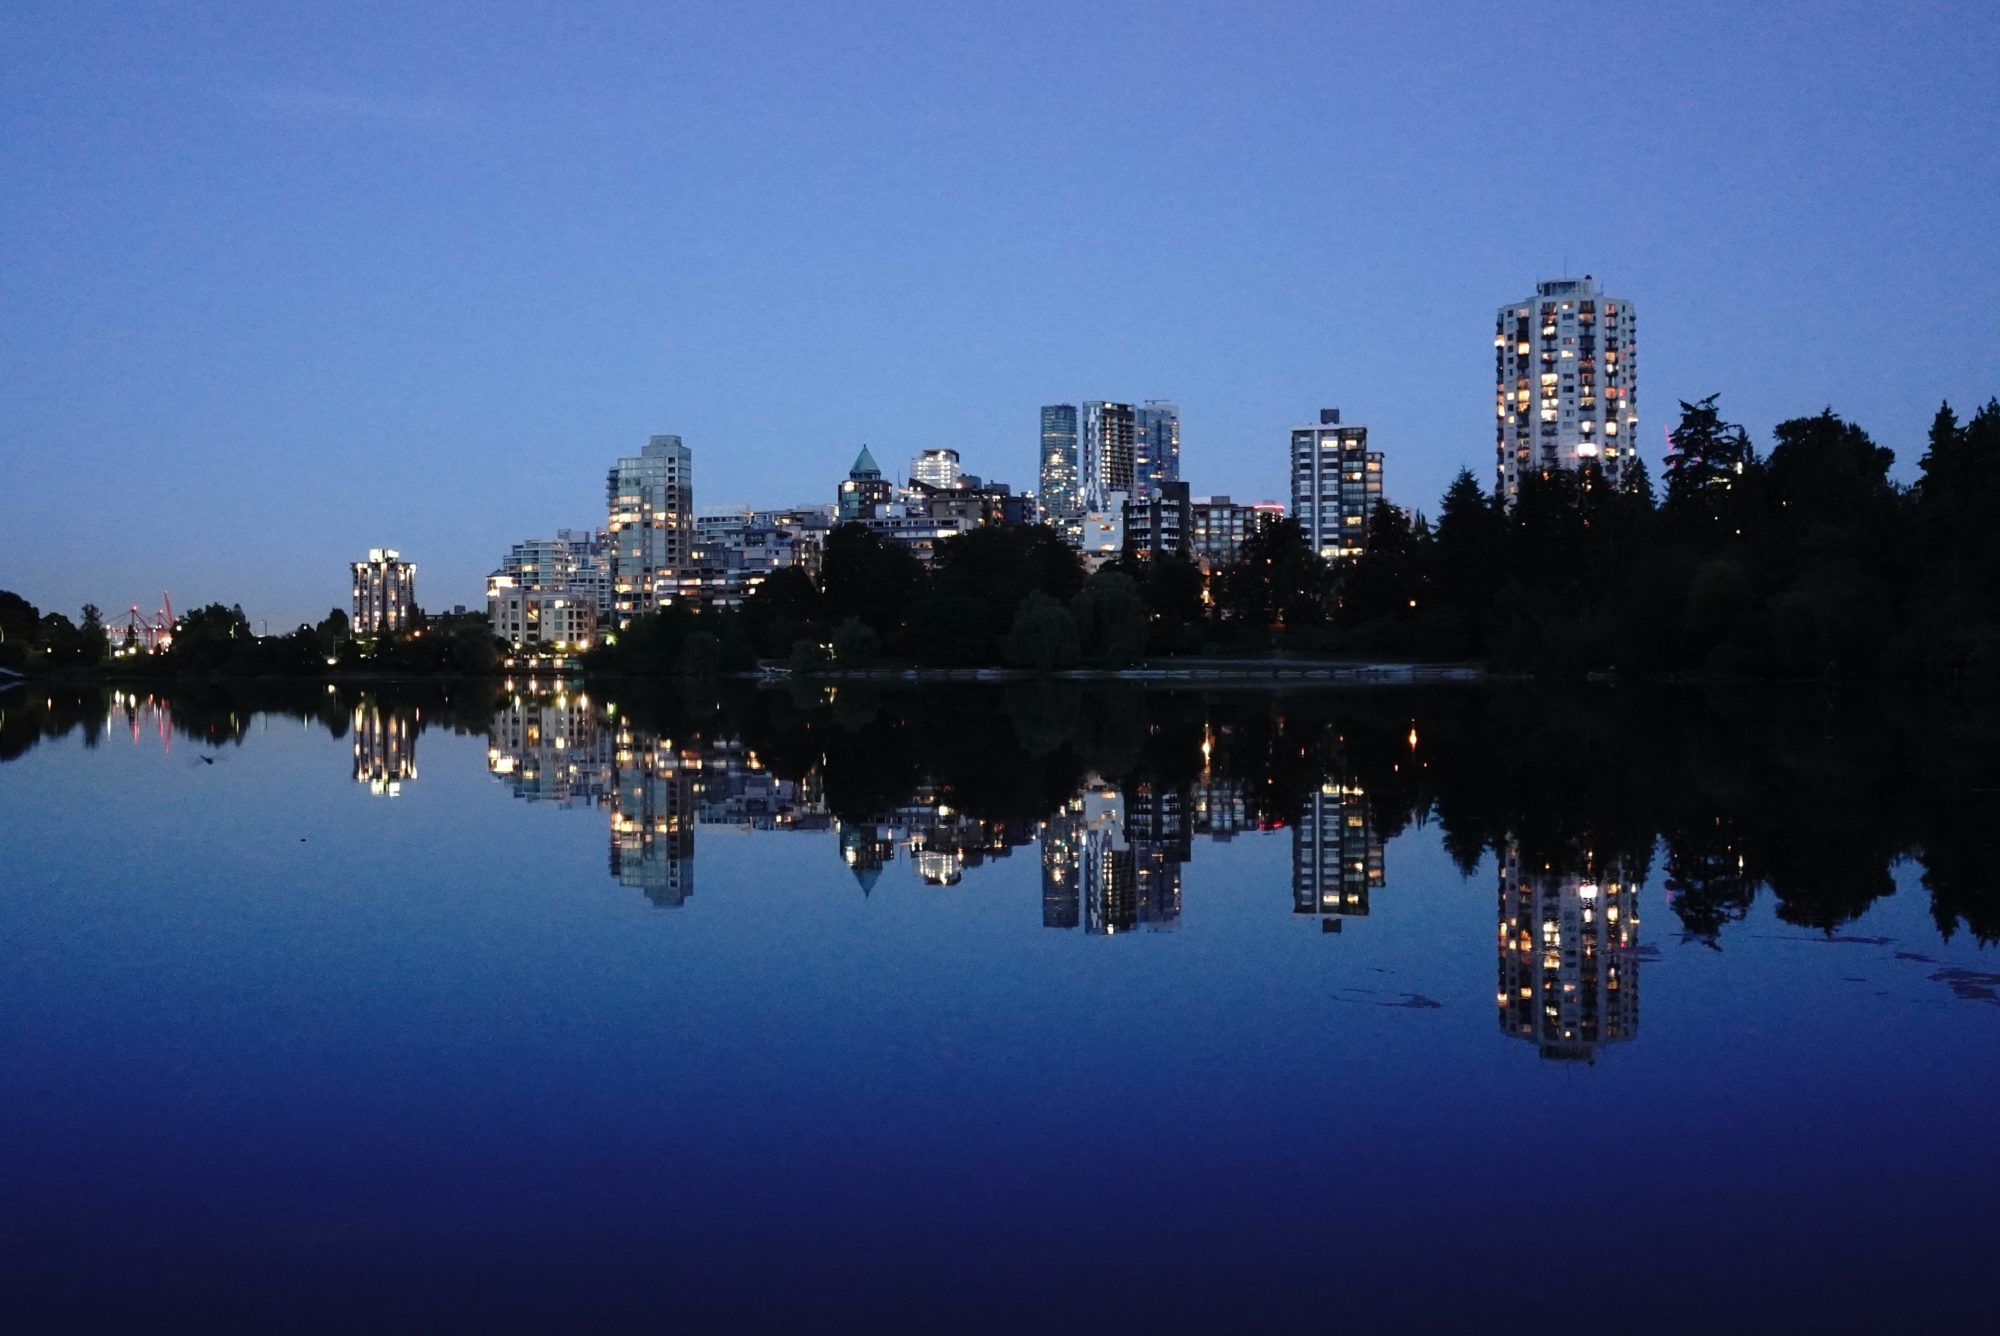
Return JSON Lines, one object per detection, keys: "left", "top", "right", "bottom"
{"left": 2, "top": 684, "right": 1995, "bottom": 1331}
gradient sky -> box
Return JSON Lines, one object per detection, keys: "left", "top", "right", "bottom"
{"left": 5, "top": 0, "right": 1997, "bottom": 627}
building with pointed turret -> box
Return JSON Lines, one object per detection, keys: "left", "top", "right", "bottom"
{"left": 837, "top": 445, "right": 895, "bottom": 522}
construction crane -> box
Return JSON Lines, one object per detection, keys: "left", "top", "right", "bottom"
{"left": 112, "top": 592, "right": 175, "bottom": 653}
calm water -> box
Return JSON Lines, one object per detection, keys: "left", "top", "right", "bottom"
{"left": 2, "top": 682, "right": 1996, "bottom": 1332}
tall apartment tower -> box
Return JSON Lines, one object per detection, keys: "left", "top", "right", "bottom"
{"left": 1290, "top": 409, "right": 1382, "bottom": 561}
{"left": 1494, "top": 276, "right": 1637, "bottom": 502}
{"left": 606, "top": 435, "right": 694, "bottom": 624}
{"left": 1134, "top": 401, "right": 1181, "bottom": 494}
{"left": 1080, "top": 401, "right": 1136, "bottom": 513}
{"left": 350, "top": 547, "right": 417, "bottom": 634}
{"left": 1038, "top": 404, "right": 1081, "bottom": 540}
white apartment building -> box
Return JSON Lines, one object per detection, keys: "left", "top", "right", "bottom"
{"left": 1494, "top": 276, "right": 1638, "bottom": 501}
{"left": 488, "top": 587, "right": 598, "bottom": 652}
{"left": 350, "top": 548, "right": 417, "bottom": 635}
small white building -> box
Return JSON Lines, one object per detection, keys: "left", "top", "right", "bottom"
{"left": 488, "top": 586, "right": 599, "bottom": 651}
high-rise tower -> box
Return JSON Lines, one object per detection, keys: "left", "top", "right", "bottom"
{"left": 1134, "top": 401, "right": 1181, "bottom": 494}
{"left": 1290, "top": 409, "right": 1381, "bottom": 561}
{"left": 1080, "top": 401, "right": 1136, "bottom": 514}
{"left": 607, "top": 435, "right": 694, "bottom": 625}
{"left": 1039, "top": 405, "right": 1081, "bottom": 541}
{"left": 1494, "top": 276, "right": 1637, "bottom": 502}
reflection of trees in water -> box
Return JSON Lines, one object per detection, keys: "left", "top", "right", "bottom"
{"left": 9, "top": 682, "right": 2000, "bottom": 945}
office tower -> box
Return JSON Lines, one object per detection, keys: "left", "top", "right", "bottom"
{"left": 350, "top": 548, "right": 417, "bottom": 634}
{"left": 1292, "top": 782, "right": 1383, "bottom": 932}
{"left": 910, "top": 447, "right": 963, "bottom": 489}
{"left": 837, "top": 445, "right": 894, "bottom": 522}
{"left": 1080, "top": 401, "right": 1136, "bottom": 513}
{"left": 1290, "top": 409, "right": 1382, "bottom": 561}
{"left": 1124, "top": 480, "right": 1192, "bottom": 562}
{"left": 1494, "top": 275, "right": 1638, "bottom": 502}
{"left": 1134, "top": 400, "right": 1181, "bottom": 493}
{"left": 1496, "top": 837, "right": 1641, "bottom": 1062}
{"left": 606, "top": 435, "right": 694, "bottom": 625}
{"left": 1039, "top": 405, "right": 1081, "bottom": 540}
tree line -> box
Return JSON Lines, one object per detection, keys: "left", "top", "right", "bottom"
{"left": 0, "top": 595, "right": 501, "bottom": 678}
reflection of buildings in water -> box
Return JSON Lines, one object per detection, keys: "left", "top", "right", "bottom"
{"left": 1126, "top": 783, "right": 1187, "bottom": 933}
{"left": 1293, "top": 783, "right": 1382, "bottom": 932}
{"left": 1496, "top": 838, "right": 1640, "bottom": 1062}
{"left": 1039, "top": 779, "right": 1185, "bottom": 934}
{"left": 609, "top": 723, "right": 695, "bottom": 908}
{"left": 833, "top": 787, "right": 1030, "bottom": 893}
{"left": 1191, "top": 778, "right": 1249, "bottom": 840}
{"left": 839, "top": 824, "right": 898, "bottom": 895}
{"left": 487, "top": 693, "right": 609, "bottom": 807}
{"left": 486, "top": 706, "right": 838, "bottom": 907}
{"left": 352, "top": 703, "right": 417, "bottom": 797}
{"left": 694, "top": 740, "right": 830, "bottom": 832}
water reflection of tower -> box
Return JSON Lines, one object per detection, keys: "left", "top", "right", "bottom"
{"left": 1293, "top": 782, "right": 1382, "bottom": 931}
{"left": 352, "top": 702, "right": 417, "bottom": 796}
{"left": 839, "top": 823, "right": 898, "bottom": 895}
{"left": 1126, "top": 783, "right": 1188, "bottom": 932}
{"left": 1039, "top": 779, "right": 1182, "bottom": 934}
{"left": 608, "top": 724, "right": 695, "bottom": 908}
{"left": 1496, "top": 838, "right": 1640, "bottom": 1062}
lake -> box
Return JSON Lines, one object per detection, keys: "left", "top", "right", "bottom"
{"left": 2, "top": 681, "right": 1996, "bottom": 1332}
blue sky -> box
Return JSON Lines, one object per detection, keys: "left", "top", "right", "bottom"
{"left": 4, "top": 0, "right": 1997, "bottom": 626}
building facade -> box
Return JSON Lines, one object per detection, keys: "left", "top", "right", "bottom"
{"left": 684, "top": 506, "right": 831, "bottom": 607}
{"left": 1134, "top": 400, "right": 1181, "bottom": 494}
{"left": 606, "top": 435, "right": 694, "bottom": 624}
{"left": 1124, "top": 480, "right": 1192, "bottom": 562}
{"left": 1290, "top": 410, "right": 1382, "bottom": 561}
{"left": 910, "top": 447, "right": 963, "bottom": 489}
{"left": 488, "top": 588, "right": 598, "bottom": 651}
{"left": 1494, "top": 276, "right": 1638, "bottom": 502}
{"left": 837, "top": 446, "right": 894, "bottom": 522}
{"left": 350, "top": 548, "right": 417, "bottom": 635}
{"left": 1189, "top": 496, "right": 1284, "bottom": 568}
{"left": 1080, "top": 401, "right": 1136, "bottom": 514}
{"left": 1039, "top": 404, "right": 1081, "bottom": 542}
{"left": 485, "top": 529, "right": 610, "bottom": 649}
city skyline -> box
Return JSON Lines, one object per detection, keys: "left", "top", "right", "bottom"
{"left": 5, "top": 5, "right": 1996, "bottom": 628}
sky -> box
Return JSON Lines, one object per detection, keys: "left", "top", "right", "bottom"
{"left": 4, "top": 0, "right": 1998, "bottom": 628}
